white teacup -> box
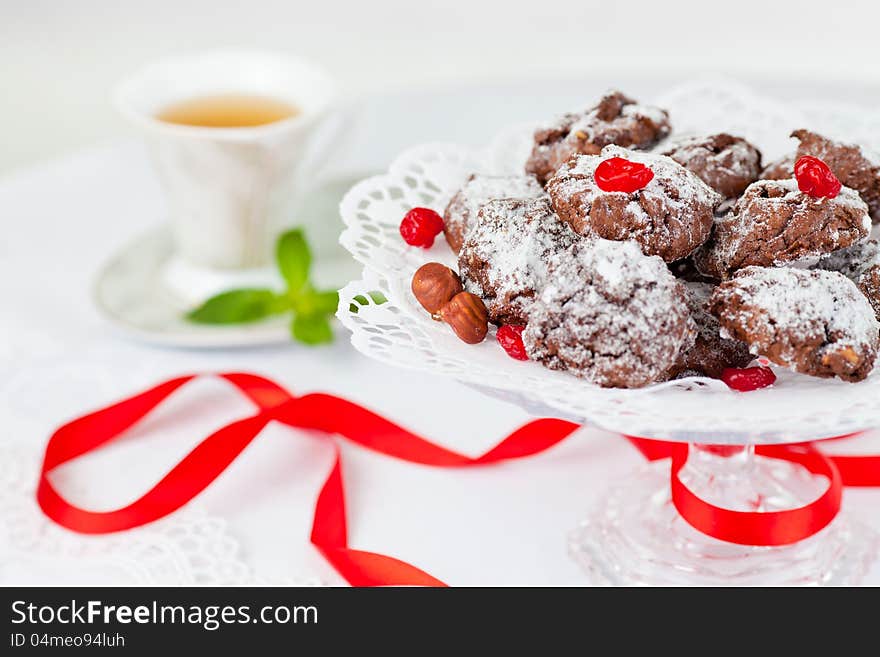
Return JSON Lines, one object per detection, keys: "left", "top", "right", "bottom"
{"left": 115, "top": 50, "right": 346, "bottom": 279}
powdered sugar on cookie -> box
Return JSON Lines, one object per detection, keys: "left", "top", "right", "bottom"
{"left": 525, "top": 90, "right": 671, "bottom": 184}
{"left": 547, "top": 145, "right": 722, "bottom": 262}
{"left": 694, "top": 179, "right": 871, "bottom": 279}
{"left": 443, "top": 173, "right": 544, "bottom": 253}
{"left": 458, "top": 196, "right": 582, "bottom": 325}
{"left": 658, "top": 133, "right": 762, "bottom": 199}
{"left": 523, "top": 239, "right": 692, "bottom": 388}
{"left": 793, "top": 129, "right": 880, "bottom": 222}
{"left": 814, "top": 239, "right": 880, "bottom": 280}
{"left": 710, "top": 266, "right": 879, "bottom": 381}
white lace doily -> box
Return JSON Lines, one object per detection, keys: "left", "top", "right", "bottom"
{"left": 337, "top": 79, "right": 880, "bottom": 443}
{"left": 0, "top": 442, "right": 252, "bottom": 585}
{"left": 0, "top": 343, "right": 323, "bottom": 587}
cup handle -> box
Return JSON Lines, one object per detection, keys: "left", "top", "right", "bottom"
{"left": 294, "top": 98, "right": 359, "bottom": 192}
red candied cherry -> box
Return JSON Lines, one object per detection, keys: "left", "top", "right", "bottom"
{"left": 497, "top": 324, "right": 528, "bottom": 361}
{"left": 794, "top": 156, "right": 841, "bottom": 199}
{"left": 721, "top": 366, "right": 777, "bottom": 392}
{"left": 400, "top": 207, "right": 444, "bottom": 248}
{"left": 594, "top": 157, "right": 654, "bottom": 193}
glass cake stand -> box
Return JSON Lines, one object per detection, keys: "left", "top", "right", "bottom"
{"left": 568, "top": 443, "right": 875, "bottom": 586}
{"left": 336, "top": 79, "right": 880, "bottom": 585}
{"left": 471, "top": 386, "right": 878, "bottom": 586}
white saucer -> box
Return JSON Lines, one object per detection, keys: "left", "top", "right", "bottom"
{"left": 94, "top": 175, "right": 365, "bottom": 348}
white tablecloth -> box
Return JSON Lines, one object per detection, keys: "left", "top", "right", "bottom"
{"left": 3, "top": 84, "right": 880, "bottom": 586}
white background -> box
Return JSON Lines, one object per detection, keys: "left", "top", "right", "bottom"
{"left": 2, "top": 0, "right": 880, "bottom": 172}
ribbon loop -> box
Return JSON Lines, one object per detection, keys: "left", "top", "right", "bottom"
{"left": 672, "top": 444, "right": 842, "bottom": 546}
{"left": 36, "top": 372, "right": 580, "bottom": 586}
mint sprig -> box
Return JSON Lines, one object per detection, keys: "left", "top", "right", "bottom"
{"left": 186, "top": 228, "right": 340, "bottom": 345}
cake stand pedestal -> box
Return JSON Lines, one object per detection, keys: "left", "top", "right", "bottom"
{"left": 569, "top": 443, "right": 878, "bottom": 585}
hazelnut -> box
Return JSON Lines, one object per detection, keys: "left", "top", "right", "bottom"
{"left": 439, "top": 292, "right": 489, "bottom": 344}
{"left": 412, "top": 262, "right": 462, "bottom": 315}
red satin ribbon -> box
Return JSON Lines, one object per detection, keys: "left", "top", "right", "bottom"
{"left": 37, "top": 373, "right": 578, "bottom": 587}
{"left": 36, "top": 372, "right": 880, "bottom": 585}
{"left": 626, "top": 439, "right": 842, "bottom": 546}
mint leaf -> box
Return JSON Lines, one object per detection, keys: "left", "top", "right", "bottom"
{"left": 187, "top": 289, "right": 287, "bottom": 324}
{"left": 295, "top": 289, "right": 339, "bottom": 316}
{"left": 276, "top": 229, "right": 311, "bottom": 293}
{"left": 313, "top": 290, "right": 340, "bottom": 314}
{"left": 291, "top": 313, "right": 333, "bottom": 345}
{"left": 183, "top": 228, "right": 338, "bottom": 348}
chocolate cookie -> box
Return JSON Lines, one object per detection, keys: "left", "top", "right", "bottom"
{"left": 860, "top": 266, "right": 880, "bottom": 321}
{"left": 793, "top": 129, "right": 880, "bottom": 222}
{"left": 458, "top": 196, "right": 581, "bottom": 325}
{"left": 693, "top": 179, "right": 871, "bottom": 279}
{"left": 710, "top": 266, "right": 880, "bottom": 382}
{"left": 667, "top": 282, "right": 753, "bottom": 379}
{"left": 525, "top": 91, "right": 671, "bottom": 185}
{"left": 522, "top": 240, "right": 692, "bottom": 388}
{"left": 813, "top": 239, "right": 880, "bottom": 319}
{"left": 760, "top": 153, "right": 795, "bottom": 180}
{"left": 814, "top": 239, "right": 880, "bottom": 280}
{"left": 659, "top": 133, "right": 762, "bottom": 199}
{"left": 442, "top": 173, "right": 543, "bottom": 253}
{"left": 547, "top": 145, "right": 722, "bottom": 262}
